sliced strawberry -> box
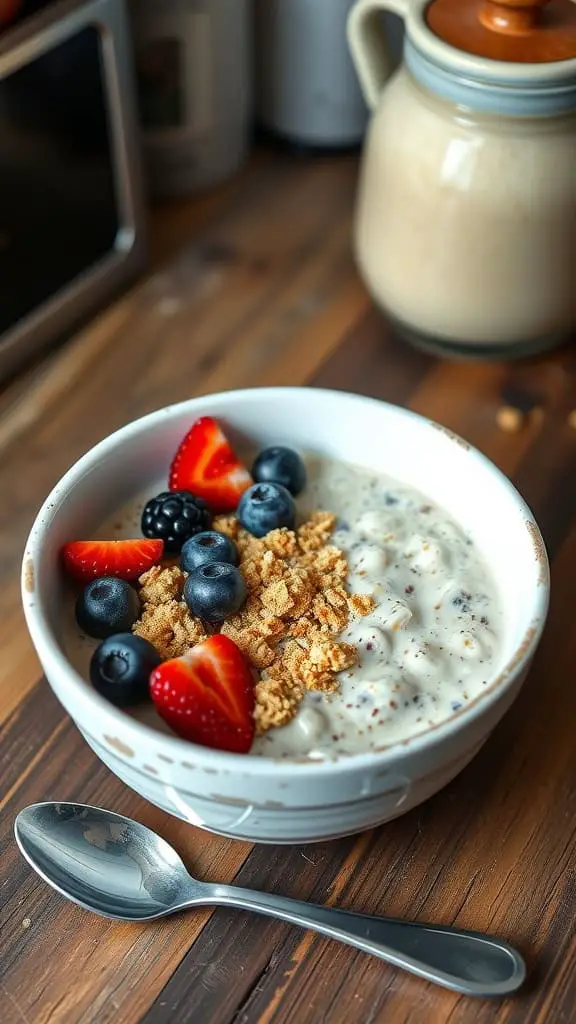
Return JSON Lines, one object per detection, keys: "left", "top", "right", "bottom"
{"left": 150, "top": 634, "right": 255, "bottom": 754}
{"left": 169, "top": 416, "right": 252, "bottom": 512}
{"left": 61, "top": 539, "right": 164, "bottom": 582}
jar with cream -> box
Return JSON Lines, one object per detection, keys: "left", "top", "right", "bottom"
{"left": 347, "top": 0, "right": 576, "bottom": 358}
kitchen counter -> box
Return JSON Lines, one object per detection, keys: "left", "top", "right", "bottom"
{"left": 1, "top": 148, "right": 575, "bottom": 1024}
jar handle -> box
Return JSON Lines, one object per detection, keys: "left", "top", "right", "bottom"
{"left": 347, "top": 0, "right": 409, "bottom": 112}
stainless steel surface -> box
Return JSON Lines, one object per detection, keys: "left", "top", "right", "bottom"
{"left": 15, "top": 802, "right": 526, "bottom": 997}
{"left": 129, "top": 0, "right": 252, "bottom": 199}
{"left": 0, "top": 0, "right": 146, "bottom": 382}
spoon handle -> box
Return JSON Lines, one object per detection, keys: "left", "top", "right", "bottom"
{"left": 203, "top": 885, "right": 525, "bottom": 997}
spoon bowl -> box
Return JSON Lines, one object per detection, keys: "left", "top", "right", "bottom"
{"left": 15, "top": 802, "right": 200, "bottom": 920}
{"left": 15, "top": 802, "right": 527, "bottom": 997}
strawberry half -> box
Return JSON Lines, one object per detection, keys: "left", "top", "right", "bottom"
{"left": 169, "top": 416, "right": 252, "bottom": 512}
{"left": 61, "top": 539, "right": 164, "bottom": 582}
{"left": 150, "top": 634, "right": 255, "bottom": 754}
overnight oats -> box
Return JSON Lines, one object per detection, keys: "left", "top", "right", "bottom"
{"left": 60, "top": 416, "right": 502, "bottom": 760}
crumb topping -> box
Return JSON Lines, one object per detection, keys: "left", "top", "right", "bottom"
{"left": 138, "top": 564, "right": 185, "bottom": 605}
{"left": 348, "top": 593, "right": 377, "bottom": 617}
{"left": 212, "top": 514, "right": 239, "bottom": 539}
{"left": 131, "top": 512, "right": 374, "bottom": 735}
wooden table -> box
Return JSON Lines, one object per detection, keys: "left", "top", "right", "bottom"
{"left": 1, "top": 149, "right": 575, "bottom": 1024}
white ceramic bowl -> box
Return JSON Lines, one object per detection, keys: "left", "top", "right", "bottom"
{"left": 22, "top": 388, "right": 549, "bottom": 844}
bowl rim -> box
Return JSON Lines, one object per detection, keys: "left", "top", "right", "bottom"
{"left": 21, "top": 386, "right": 550, "bottom": 777}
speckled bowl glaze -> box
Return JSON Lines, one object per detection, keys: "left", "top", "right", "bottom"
{"left": 21, "top": 388, "right": 549, "bottom": 843}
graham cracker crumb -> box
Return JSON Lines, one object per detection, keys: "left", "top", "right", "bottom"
{"left": 133, "top": 596, "right": 207, "bottom": 660}
{"left": 297, "top": 511, "right": 337, "bottom": 552}
{"left": 236, "top": 529, "right": 266, "bottom": 560}
{"left": 348, "top": 593, "right": 377, "bottom": 617}
{"left": 131, "top": 510, "right": 375, "bottom": 736}
{"left": 308, "top": 639, "right": 357, "bottom": 673}
{"left": 308, "top": 545, "right": 348, "bottom": 578}
{"left": 220, "top": 623, "right": 276, "bottom": 669}
{"left": 241, "top": 558, "right": 266, "bottom": 592}
{"left": 254, "top": 677, "right": 304, "bottom": 733}
{"left": 324, "top": 586, "right": 348, "bottom": 609}
{"left": 212, "top": 515, "right": 239, "bottom": 539}
{"left": 222, "top": 596, "right": 264, "bottom": 633}
{"left": 260, "top": 578, "right": 293, "bottom": 618}
{"left": 280, "top": 639, "right": 308, "bottom": 681}
{"left": 287, "top": 567, "right": 316, "bottom": 618}
{"left": 264, "top": 528, "right": 299, "bottom": 558}
{"left": 304, "top": 670, "right": 339, "bottom": 693}
{"left": 288, "top": 614, "right": 315, "bottom": 639}
{"left": 259, "top": 549, "right": 286, "bottom": 584}
{"left": 138, "top": 565, "right": 185, "bottom": 605}
{"left": 258, "top": 613, "right": 286, "bottom": 640}
{"left": 312, "top": 592, "right": 349, "bottom": 633}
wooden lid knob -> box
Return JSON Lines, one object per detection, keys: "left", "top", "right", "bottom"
{"left": 427, "top": 0, "right": 576, "bottom": 61}
{"left": 480, "top": 0, "right": 551, "bottom": 34}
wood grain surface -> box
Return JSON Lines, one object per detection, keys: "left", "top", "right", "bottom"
{"left": 1, "top": 149, "right": 575, "bottom": 1024}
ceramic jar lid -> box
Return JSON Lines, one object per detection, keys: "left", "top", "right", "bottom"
{"left": 427, "top": 0, "right": 576, "bottom": 63}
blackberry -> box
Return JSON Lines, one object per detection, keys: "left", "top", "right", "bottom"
{"left": 141, "top": 490, "right": 211, "bottom": 553}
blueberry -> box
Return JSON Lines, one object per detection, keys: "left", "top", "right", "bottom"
{"left": 141, "top": 490, "right": 211, "bottom": 553}
{"left": 237, "top": 482, "right": 296, "bottom": 538}
{"left": 180, "top": 530, "right": 239, "bottom": 573}
{"left": 90, "top": 633, "right": 161, "bottom": 706}
{"left": 75, "top": 577, "right": 140, "bottom": 639}
{"left": 251, "top": 446, "right": 306, "bottom": 496}
{"left": 183, "top": 562, "right": 246, "bottom": 623}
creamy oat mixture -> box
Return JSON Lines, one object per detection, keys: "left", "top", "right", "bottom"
{"left": 253, "top": 455, "right": 503, "bottom": 758}
{"left": 63, "top": 454, "right": 503, "bottom": 759}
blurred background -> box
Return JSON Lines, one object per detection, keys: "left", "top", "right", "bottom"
{"left": 0, "top": 0, "right": 403, "bottom": 383}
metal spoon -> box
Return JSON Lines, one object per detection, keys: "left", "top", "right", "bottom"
{"left": 15, "top": 802, "right": 525, "bottom": 997}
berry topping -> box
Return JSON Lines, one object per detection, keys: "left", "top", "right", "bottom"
{"left": 169, "top": 416, "right": 252, "bottom": 512}
{"left": 183, "top": 562, "right": 246, "bottom": 623}
{"left": 141, "top": 490, "right": 211, "bottom": 553}
{"left": 251, "top": 446, "right": 306, "bottom": 496}
{"left": 62, "top": 539, "right": 164, "bottom": 582}
{"left": 149, "top": 634, "right": 255, "bottom": 753}
{"left": 237, "top": 482, "right": 296, "bottom": 538}
{"left": 90, "top": 633, "right": 161, "bottom": 706}
{"left": 180, "top": 530, "right": 239, "bottom": 573}
{"left": 75, "top": 577, "right": 140, "bottom": 639}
